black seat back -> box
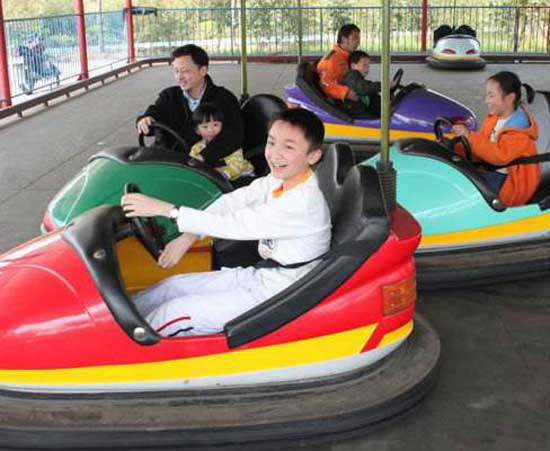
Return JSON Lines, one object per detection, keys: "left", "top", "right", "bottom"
{"left": 241, "top": 94, "right": 287, "bottom": 174}
{"left": 315, "top": 142, "right": 355, "bottom": 219}
{"left": 331, "top": 165, "right": 388, "bottom": 246}
{"left": 455, "top": 24, "right": 477, "bottom": 37}
{"left": 527, "top": 91, "right": 550, "bottom": 187}
{"left": 433, "top": 24, "right": 453, "bottom": 45}
{"left": 295, "top": 61, "right": 353, "bottom": 123}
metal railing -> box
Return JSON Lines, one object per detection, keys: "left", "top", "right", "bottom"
{"left": 3, "top": 11, "right": 127, "bottom": 99}
{"left": 132, "top": 5, "right": 550, "bottom": 58}
{"left": 1, "top": 5, "right": 549, "bottom": 108}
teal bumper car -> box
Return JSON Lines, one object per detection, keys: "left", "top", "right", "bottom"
{"left": 366, "top": 88, "right": 550, "bottom": 289}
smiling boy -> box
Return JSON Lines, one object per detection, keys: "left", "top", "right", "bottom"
{"left": 122, "top": 108, "right": 331, "bottom": 337}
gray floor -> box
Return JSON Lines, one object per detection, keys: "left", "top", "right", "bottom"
{"left": 1, "top": 62, "right": 550, "bottom": 450}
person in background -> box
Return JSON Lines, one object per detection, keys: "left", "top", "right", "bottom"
{"left": 317, "top": 23, "right": 361, "bottom": 102}
{"left": 342, "top": 50, "right": 381, "bottom": 116}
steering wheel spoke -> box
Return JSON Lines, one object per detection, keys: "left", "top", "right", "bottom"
{"left": 138, "top": 122, "right": 190, "bottom": 153}
{"left": 434, "top": 117, "right": 474, "bottom": 163}
{"left": 390, "top": 68, "right": 404, "bottom": 96}
{"left": 124, "top": 183, "right": 166, "bottom": 260}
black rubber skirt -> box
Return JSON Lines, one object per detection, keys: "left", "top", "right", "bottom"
{"left": 416, "top": 238, "right": 550, "bottom": 290}
{"left": 0, "top": 315, "right": 440, "bottom": 450}
{"left": 426, "top": 56, "right": 486, "bottom": 70}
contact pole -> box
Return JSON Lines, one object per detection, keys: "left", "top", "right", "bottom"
{"left": 124, "top": 0, "right": 136, "bottom": 63}
{"left": 380, "top": 0, "right": 390, "bottom": 162}
{"left": 74, "top": 0, "right": 89, "bottom": 80}
{"left": 239, "top": 0, "right": 248, "bottom": 102}
{"left": 377, "top": 0, "right": 396, "bottom": 212}
{"left": 0, "top": 0, "right": 11, "bottom": 107}
{"left": 297, "top": 0, "right": 303, "bottom": 64}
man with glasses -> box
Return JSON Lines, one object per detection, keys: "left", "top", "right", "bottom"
{"left": 137, "top": 44, "right": 243, "bottom": 164}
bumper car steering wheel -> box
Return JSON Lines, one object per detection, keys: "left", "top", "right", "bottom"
{"left": 138, "top": 122, "right": 190, "bottom": 154}
{"left": 434, "top": 117, "right": 473, "bottom": 163}
{"left": 124, "top": 183, "right": 165, "bottom": 260}
{"left": 390, "top": 68, "right": 404, "bottom": 97}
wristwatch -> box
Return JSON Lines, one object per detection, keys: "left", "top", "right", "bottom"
{"left": 168, "top": 206, "right": 179, "bottom": 222}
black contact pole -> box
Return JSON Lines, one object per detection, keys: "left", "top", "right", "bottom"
{"left": 377, "top": 0, "right": 397, "bottom": 212}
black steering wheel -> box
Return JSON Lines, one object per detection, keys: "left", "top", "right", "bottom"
{"left": 390, "top": 68, "right": 404, "bottom": 96}
{"left": 124, "top": 183, "right": 165, "bottom": 260}
{"left": 138, "top": 122, "right": 190, "bottom": 153}
{"left": 434, "top": 117, "right": 473, "bottom": 163}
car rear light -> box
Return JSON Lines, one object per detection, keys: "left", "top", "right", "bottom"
{"left": 382, "top": 275, "right": 416, "bottom": 316}
{"left": 441, "top": 49, "right": 456, "bottom": 54}
{"left": 466, "top": 49, "right": 478, "bottom": 54}
{"left": 286, "top": 102, "right": 300, "bottom": 109}
{"left": 41, "top": 210, "right": 56, "bottom": 232}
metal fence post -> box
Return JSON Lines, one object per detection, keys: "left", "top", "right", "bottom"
{"left": 124, "top": 0, "right": 136, "bottom": 62}
{"left": 74, "top": 0, "right": 89, "bottom": 80}
{"left": 421, "top": 0, "right": 428, "bottom": 52}
{"left": 513, "top": 5, "right": 520, "bottom": 53}
{"left": 319, "top": 8, "right": 323, "bottom": 54}
{"left": 297, "top": 0, "right": 303, "bottom": 63}
{"left": 0, "top": 0, "right": 11, "bottom": 107}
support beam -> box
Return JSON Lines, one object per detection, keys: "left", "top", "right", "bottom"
{"left": 74, "top": 0, "right": 89, "bottom": 80}
{"left": 125, "top": 0, "right": 136, "bottom": 63}
{"left": 0, "top": 0, "right": 12, "bottom": 107}
{"left": 421, "top": 0, "right": 428, "bottom": 52}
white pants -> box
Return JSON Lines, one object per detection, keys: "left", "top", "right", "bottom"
{"left": 134, "top": 267, "right": 266, "bottom": 337}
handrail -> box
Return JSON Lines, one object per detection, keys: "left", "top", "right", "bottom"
{"left": 0, "top": 58, "right": 169, "bottom": 120}
{"left": 2, "top": 50, "right": 549, "bottom": 119}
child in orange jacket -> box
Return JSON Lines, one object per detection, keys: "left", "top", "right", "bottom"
{"left": 452, "top": 71, "right": 539, "bottom": 207}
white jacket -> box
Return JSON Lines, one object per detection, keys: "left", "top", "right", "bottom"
{"left": 174, "top": 172, "right": 332, "bottom": 297}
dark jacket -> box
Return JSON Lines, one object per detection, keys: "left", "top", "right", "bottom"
{"left": 137, "top": 75, "right": 243, "bottom": 165}
{"left": 341, "top": 70, "right": 381, "bottom": 98}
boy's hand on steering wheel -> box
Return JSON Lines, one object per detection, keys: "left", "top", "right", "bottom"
{"left": 158, "top": 233, "right": 198, "bottom": 268}
{"left": 121, "top": 193, "right": 173, "bottom": 218}
{"left": 451, "top": 124, "right": 469, "bottom": 137}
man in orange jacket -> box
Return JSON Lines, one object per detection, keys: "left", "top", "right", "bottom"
{"left": 317, "top": 24, "right": 361, "bottom": 102}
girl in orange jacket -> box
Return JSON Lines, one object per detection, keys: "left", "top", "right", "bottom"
{"left": 452, "top": 71, "right": 539, "bottom": 207}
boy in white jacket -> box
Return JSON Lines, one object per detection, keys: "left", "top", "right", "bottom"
{"left": 121, "top": 109, "right": 331, "bottom": 337}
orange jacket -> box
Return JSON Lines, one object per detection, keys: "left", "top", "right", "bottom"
{"left": 317, "top": 45, "right": 350, "bottom": 101}
{"left": 468, "top": 106, "right": 539, "bottom": 206}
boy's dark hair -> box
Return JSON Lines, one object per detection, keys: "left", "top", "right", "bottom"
{"left": 349, "top": 50, "right": 370, "bottom": 65}
{"left": 192, "top": 103, "right": 224, "bottom": 128}
{"left": 337, "top": 24, "right": 360, "bottom": 44}
{"left": 488, "top": 71, "right": 522, "bottom": 108}
{"left": 268, "top": 108, "right": 324, "bottom": 152}
{"left": 171, "top": 44, "right": 209, "bottom": 68}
